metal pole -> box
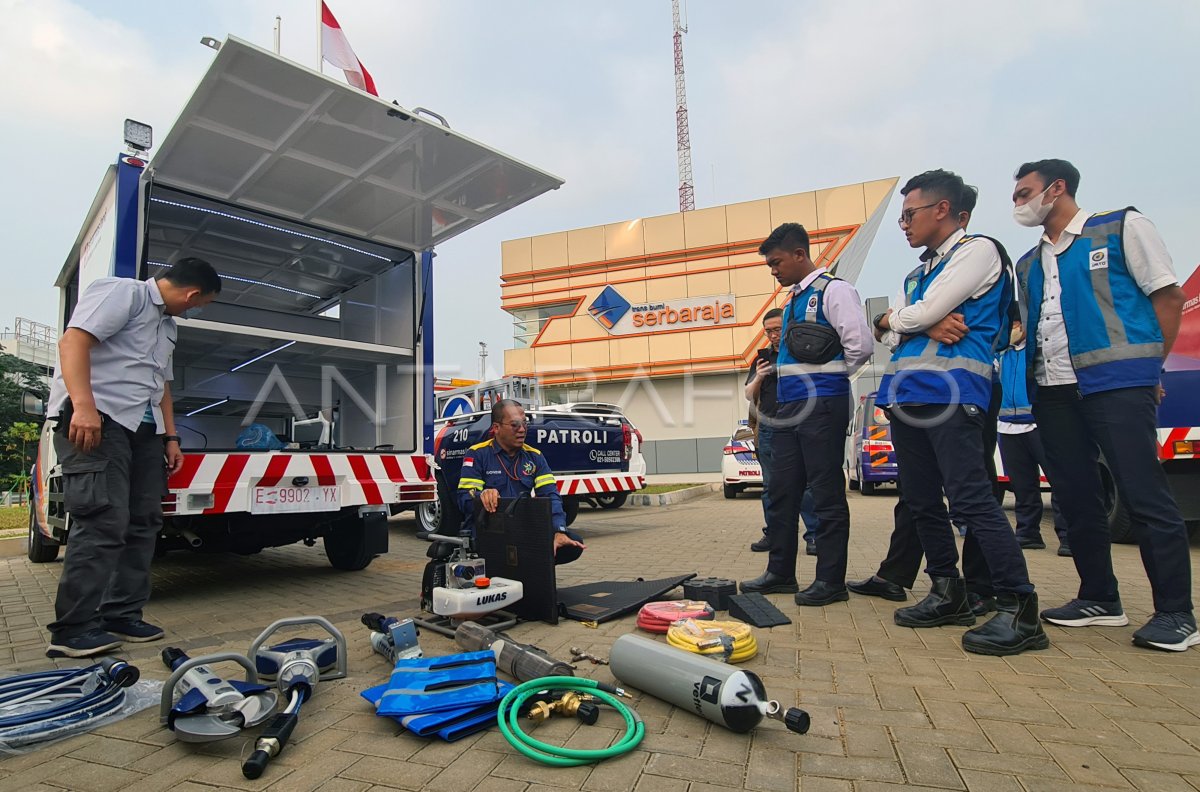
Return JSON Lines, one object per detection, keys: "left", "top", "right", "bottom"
{"left": 316, "top": 0, "right": 323, "bottom": 71}
{"left": 273, "top": 16, "right": 281, "bottom": 54}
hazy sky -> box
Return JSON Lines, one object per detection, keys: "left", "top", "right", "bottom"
{"left": 3, "top": 0, "right": 1198, "bottom": 379}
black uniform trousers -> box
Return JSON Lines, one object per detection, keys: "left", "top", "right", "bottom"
{"left": 765, "top": 395, "right": 851, "bottom": 584}
{"left": 997, "top": 426, "right": 1068, "bottom": 545}
{"left": 50, "top": 412, "right": 165, "bottom": 639}
{"left": 1034, "top": 384, "right": 1191, "bottom": 613}
{"left": 874, "top": 381, "right": 1001, "bottom": 594}
{"left": 890, "top": 402, "right": 1033, "bottom": 595}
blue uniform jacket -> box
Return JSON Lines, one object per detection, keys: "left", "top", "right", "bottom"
{"left": 456, "top": 439, "right": 566, "bottom": 533}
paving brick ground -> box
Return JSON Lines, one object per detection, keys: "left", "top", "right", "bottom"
{"left": 1, "top": 490, "right": 1199, "bottom": 791}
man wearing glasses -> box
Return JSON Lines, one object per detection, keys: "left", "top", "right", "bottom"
{"left": 875, "top": 169, "right": 1047, "bottom": 656}
{"left": 457, "top": 399, "right": 587, "bottom": 564}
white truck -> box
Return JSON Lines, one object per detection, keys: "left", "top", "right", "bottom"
{"left": 27, "top": 36, "right": 562, "bottom": 570}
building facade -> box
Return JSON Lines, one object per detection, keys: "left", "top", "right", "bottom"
{"left": 501, "top": 179, "right": 896, "bottom": 475}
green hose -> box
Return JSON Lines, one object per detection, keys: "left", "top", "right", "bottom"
{"left": 497, "top": 676, "right": 644, "bottom": 766}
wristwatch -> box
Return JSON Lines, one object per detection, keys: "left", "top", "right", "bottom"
{"left": 872, "top": 312, "right": 888, "bottom": 330}
{"left": 163, "top": 435, "right": 182, "bottom": 444}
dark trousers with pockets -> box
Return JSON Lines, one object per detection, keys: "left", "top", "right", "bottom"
{"left": 765, "top": 396, "right": 850, "bottom": 583}
{"left": 759, "top": 426, "right": 819, "bottom": 543}
{"left": 50, "top": 414, "right": 165, "bottom": 639}
{"left": 875, "top": 379, "right": 1003, "bottom": 594}
{"left": 997, "top": 427, "right": 1068, "bottom": 544}
{"left": 890, "top": 404, "right": 1033, "bottom": 595}
{"left": 1033, "top": 385, "right": 1191, "bottom": 612}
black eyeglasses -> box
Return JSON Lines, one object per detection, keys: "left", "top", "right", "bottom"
{"left": 763, "top": 327, "right": 783, "bottom": 336}
{"left": 897, "top": 202, "right": 941, "bottom": 226}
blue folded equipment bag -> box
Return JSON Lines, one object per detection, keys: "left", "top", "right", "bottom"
{"left": 360, "top": 651, "right": 510, "bottom": 742}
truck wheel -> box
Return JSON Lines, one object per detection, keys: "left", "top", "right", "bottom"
{"left": 27, "top": 507, "right": 59, "bottom": 563}
{"left": 563, "top": 498, "right": 580, "bottom": 527}
{"left": 324, "top": 523, "right": 375, "bottom": 571}
{"left": 594, "top": 493, "right": 628, "bottom": 510}
{"left": 723, "top": 484, "right": 739, "bottom": 499}
{"left": 417, "top": 498, "right": 441, "bottom": 533}
{"left": 1100, "top": 458, "right": 1138, "bottom": 544}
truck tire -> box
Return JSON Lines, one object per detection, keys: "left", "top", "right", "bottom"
{"left": 723, "top": 484, "right": 740, "bottom": 499}
{"left": 1100, "top": 457, "right": 1138, "bottom": 544}
{"left": 417, "top": 498, "right": 441, "bottom": 533}
{"left": 594, "top": 493, "right": 628, "bottom": 510}
{"left": 27, "top": 507, "right": 59, "bottom": 563}
{"left": 861, "top": 479, "right": 877, "bottom": 496}
{"left": 564, "top": 498, "right": 580, "bottom": 527}
{"left": 324, "top": 518, "right": 380, "bottom": 571}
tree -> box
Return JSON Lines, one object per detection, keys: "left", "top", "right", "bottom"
{"left": 0, "top": 353, "right": 49, "bottom": 491}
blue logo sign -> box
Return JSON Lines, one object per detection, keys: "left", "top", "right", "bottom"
{"left": 588, "top": 286, "right": 631, "bottom": 330}
{"left": 441, "top": 396, "right": 474, "bottom": 418}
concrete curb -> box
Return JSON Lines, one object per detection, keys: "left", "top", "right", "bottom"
{"left": 0, "top": 536, "right": 27, "bottom": 559}
{"left": 626, "top": 482, "right": 720, "bottom": 507}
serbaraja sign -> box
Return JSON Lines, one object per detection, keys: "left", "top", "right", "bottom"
{"left": 587, "top": 285, "right": 737, "bottom": 336}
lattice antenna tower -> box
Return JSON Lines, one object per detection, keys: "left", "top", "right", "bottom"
{"left": 672, "top": 0, "right": 695, "bottom": 212}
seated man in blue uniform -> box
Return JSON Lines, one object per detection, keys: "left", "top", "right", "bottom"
{"left": 457, "top": 399, "right": 587, "bottom": 564}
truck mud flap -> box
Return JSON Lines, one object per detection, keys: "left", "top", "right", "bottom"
{"left": 363, "top": 511, "right": 389, "bottom": 556}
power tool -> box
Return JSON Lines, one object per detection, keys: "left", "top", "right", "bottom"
{"left": 361, "top": 613, "right": 422, "bottom": 664}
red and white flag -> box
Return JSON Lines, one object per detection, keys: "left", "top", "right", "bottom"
{"left": 320, "top": 2, "right": 378, "bottom": 96}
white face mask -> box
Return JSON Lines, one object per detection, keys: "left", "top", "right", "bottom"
{"left": 183, "top": 306, "right": 204, "bottom": 320}
{"left": 1012, "top": 185, "right": 1055, "bottom": 227}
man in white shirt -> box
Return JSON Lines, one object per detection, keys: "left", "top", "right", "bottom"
{"left": 1011, "top": 158, "right": 1193, "bottom": 651}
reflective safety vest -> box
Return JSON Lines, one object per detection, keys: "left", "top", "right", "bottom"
{"left": 776, "top": 273, "right": 849, "bottom": 401}
{"left": 1016, "top": 208, "right": 1163, "bottom": 397}
{"left": 878, "top": 235, "right": 1012, "bottom": 410}
{"left": 998, "top": 345, "right": 1034, "bottom": 424}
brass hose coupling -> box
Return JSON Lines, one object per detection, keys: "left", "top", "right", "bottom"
{"left": 526, "top": 691, "right": 600, "bottom": 725}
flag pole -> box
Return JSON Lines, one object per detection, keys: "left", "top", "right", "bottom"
{"left": 316, "top": 0, "right": 323, "bottom": 71}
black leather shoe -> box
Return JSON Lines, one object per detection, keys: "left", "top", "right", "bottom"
{"left": 962, "top": 592, "right": 1050, "bottom": 656}
{"left": 740, "top": 572, "right": 799, "bottom": 594}
{"left": 750, "top": 536, "right": 771, "bottom": 552}
{"left": 1018, "top": 536, "right": 1047, "bottom": 550}
{"left": 968, "top": 591, "right": 996, "bottom": 617}
{"left": 794, "top": 581, "right": 849, "bottom": 607}
{"left": 847, "top": 577, "right": 907, "bottom": 602}
{"left": 1057, "top": 543, "right": 1072, "bottom": 557}
{"left": 805, "top": 541, "right": 817, "bottom": 556}
{"left": 894, "top": 576, "right": 976, "bottom": 628}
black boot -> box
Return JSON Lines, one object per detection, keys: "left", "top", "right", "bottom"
{"left": 962, "top": 592, "right": 1050, "bottom": 656}
{"left": 894, "top": 576, "right": 975, "bottom": 628}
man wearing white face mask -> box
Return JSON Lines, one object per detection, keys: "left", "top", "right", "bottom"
{"left": 1011, "top": 158, "right": 1193, "bottom": 652}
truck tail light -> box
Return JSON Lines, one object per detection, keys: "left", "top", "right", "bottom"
{"left": 622, "top": 424, "right": 632, "bottom": 461}
{"left": 723, "top": 445, "right": 740, "bottom": 455}
{"left": 1174, "top": 440, "right": 1198, "bottom": 456}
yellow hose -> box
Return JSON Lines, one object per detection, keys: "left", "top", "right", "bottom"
{"left": 665, "top": 619, "right": 757, "bottom": 663}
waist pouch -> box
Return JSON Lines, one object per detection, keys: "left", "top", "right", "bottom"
{"left": 785, "top": 322, "right": 843, "bottom": 364}
{"left": 369, "top": 652, "right": 498, "bottom": 716}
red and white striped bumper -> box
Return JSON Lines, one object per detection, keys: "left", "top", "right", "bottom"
{"left": 1159, "top": 427, "right": 1200, "bottom": 461}
{"left": 164, "top": 452, "right": 435, "bottom": 516}
{"left": 557, "top": 474, "right": 645, "bottom": 496}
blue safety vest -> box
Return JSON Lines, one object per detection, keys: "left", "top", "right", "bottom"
{"left": 775, "top": 273, "right": 849, "bottom": 402}
{"left": 878, "top": 235, "right": 1012, "bottom": 410}
{"left": 1016, "top": 208, "right": 1163, "bottom": 397}
{"left": 998, "top": 345, "right": 1034, "bottom": 424}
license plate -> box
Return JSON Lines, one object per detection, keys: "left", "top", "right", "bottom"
{"left": 250, "top": 485, "right": 341, "bottom": 514}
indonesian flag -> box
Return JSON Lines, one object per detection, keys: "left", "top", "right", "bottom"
{"left": 320, "top": 2, "right": 378, "bottom": 96}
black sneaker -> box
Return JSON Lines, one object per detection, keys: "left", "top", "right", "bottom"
{"left": 750, "top": 536, "right": 771, "bottom": 552}
{"left": 46, "top": 629, "right": 123, "bottom": 658}
{"left": 1017, "top": 536, "right": 1046, "bottom": 550}
{"left": 1056, "top": 544, "right": 1072, "bottom": 557}
{"left": 1132, "top": 612, "right": 1200, "bottom": 652}
{"left": 1040, "top": 598, "right": 1128, "bottom": 627}
{"left": 805, "top": 541, "right": 817, "bottom": 557}
{"left": 102, "top": 619, "right": 165, "bottom": 643}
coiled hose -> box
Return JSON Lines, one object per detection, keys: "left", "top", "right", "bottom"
{"left": 497, "top": 676, "right": 644, "bottom": 766}
{"left": 0, "top": 658, "right": 140, "bottom": 750}
{"left": 635, "top": 600, "right": 714, "bottom": 633}
{"left": 666, "top": 619, "right": 758, "bottom": 663}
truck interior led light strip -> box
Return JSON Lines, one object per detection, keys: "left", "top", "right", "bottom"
{"left": 186, "top": 398, "right": 229, "bottom": 417}
{"left": 149, "top": 261, "right": 321, "bottom": 299}
{"left": 230, "top": 341, "right": 297, "bottom": 372}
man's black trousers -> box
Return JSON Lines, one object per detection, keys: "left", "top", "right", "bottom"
{"left": 890, "top": 403, "right": 1033, "bottom": 595}
{"left": 997, "top": 427, "right": 1068, "bottom": 545}
{"left": 765, "top": 395, "right": 851, "bottom": 583}
{"left": 1033, "top": 384, "right": 1191, "bottom": 612}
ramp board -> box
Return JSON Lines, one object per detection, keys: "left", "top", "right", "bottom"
{"left": 727, "top": 593, "right": 792, "bottom": 628}
{"left": 557, "top": 574, "right": 697, "bottom": 624}
{"left": 473, "top": 497, "right": 558, "bottom": 624}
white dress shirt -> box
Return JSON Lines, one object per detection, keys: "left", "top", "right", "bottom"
{"left": 889, "top": 228, "right": 1002, "bottom": 335}
{"left": 790, "top": 267, "right": 873, "bottom": 375}
{"left": 1033, "top": 209, "right": 1177, "bottom": 386}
